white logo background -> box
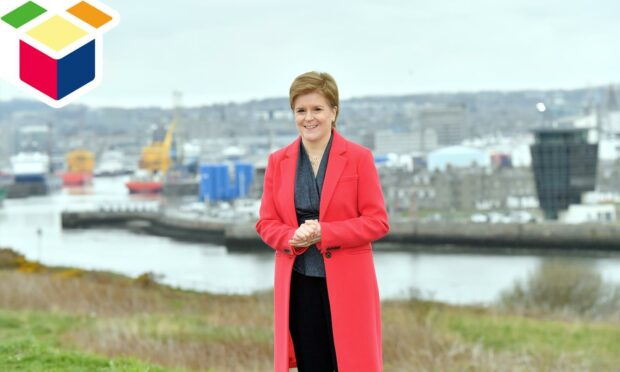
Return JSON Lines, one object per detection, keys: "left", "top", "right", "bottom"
{"left": 0, "top": 0, "right": 119, "bottom": 108}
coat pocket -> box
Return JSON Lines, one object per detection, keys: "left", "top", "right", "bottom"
{"left": 346, "top": 247, "right": 371, "bottom": 255}
{"left": 340, "top": 175, "right": 358, "bottom": 182}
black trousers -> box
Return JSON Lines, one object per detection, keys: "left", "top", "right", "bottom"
{"left": 289, "top": 270, "right": 338, "bottom": 372}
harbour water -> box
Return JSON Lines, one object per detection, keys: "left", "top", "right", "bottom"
{"left": 1, "top": 176, "right": 620, "bottom": 305}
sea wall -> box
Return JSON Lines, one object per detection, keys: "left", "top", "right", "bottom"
{"left": 61, "top": 211, "right": 620, "bottom": 251}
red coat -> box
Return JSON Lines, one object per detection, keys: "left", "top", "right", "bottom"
{"left": 256, "top": 129, "right": 390, "bottom": 372}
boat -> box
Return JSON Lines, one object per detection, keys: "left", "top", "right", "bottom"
{"left": 62, "top": 149, "right": 95, "bottom": 187}
{"left": 10, "top": 152, "right": 50, "bottom": 184}
{"left": 62, "top": 172, "right": 93, "bottom": 186}
{"left": 125, "top": 120, "right": 176, "bottom": 194}
{"left": 9, "top": 152, "right": 51, "bottom": 196}
{"left": 125, "top": 169, "right": 162, "bottom": 194}
{"left": 94, "top": 149, "right": 132, "bottom": 177}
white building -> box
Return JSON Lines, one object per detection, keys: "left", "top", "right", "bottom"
{"left": 464, "top": 134, "right": 534, "bottom": 167}
{"left": 427, "top": 146, "right": 491, "bottom": 172}
{"left": 373, "top": 130, "right": 438, "bottom": 154}
{"left": 560, "top": 204, "right": 616, "bottom": 224}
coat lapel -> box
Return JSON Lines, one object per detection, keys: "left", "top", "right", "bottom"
{"left": 281, "top": 130, "right": 348, "bottom": 225}
{"left": 320, "top": 130, "right": 347, "bottom": 218}
{"left": 280, "top": 136, "right": 300, "bottom": 227}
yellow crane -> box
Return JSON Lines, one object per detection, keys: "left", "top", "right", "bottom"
{"left": 139, "top": 121, "right": 176, "bottom": 175}
{"left": 138, "top": 92, "right": 183, "bottom": 176}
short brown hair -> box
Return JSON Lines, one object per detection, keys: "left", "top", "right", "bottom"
{"left": 289, "top": 71, "right": 339, "bottom": 128}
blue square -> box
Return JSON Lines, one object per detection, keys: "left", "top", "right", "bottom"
{"left": 57, "top": 40, "right": 95, "bottom": 99}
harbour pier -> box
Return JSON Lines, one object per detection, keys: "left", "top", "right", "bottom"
{"left": 61, "top": 207, "right": 620, "bottom": 251}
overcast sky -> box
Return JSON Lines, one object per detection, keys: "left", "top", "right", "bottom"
{"left": 0, "top": 0, "right": 618, "bottom": 108}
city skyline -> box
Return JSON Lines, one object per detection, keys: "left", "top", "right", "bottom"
{"left": 0, "top": 0, "right": 618, "bottom": 108}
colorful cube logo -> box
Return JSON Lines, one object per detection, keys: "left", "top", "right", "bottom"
{"left": 0, "top": 0, "right": 119, "bottom": 108}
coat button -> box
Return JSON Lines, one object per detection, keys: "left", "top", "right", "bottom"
{"left": 325, "top": 251, "right": 332, "bottom": 258}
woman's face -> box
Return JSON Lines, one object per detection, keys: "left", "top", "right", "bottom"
{"left": 293, "top": 91, "right": 337, "bottom": 145}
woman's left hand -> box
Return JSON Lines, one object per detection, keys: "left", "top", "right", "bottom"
{"left": 288, "top": 220, "right": 321, "bottom": 247}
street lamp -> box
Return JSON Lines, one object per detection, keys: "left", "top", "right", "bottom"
{"left": 536, "top": 102, "right": 547, "bottom": 127}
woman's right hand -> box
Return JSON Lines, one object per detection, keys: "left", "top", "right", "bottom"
{"left": 289, "top": 220, "right": 320, "bottom": 247}
{"left": 292, "top": 223, "right": 316, "bottom": 241}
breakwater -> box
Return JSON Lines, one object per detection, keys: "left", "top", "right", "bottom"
{"left": 61, "top": 209, "right": 620, "bottom": 251}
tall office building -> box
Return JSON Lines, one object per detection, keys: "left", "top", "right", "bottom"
{"left": 418, "top": 106, "right": 467, "bottom": 146}
{"left": 530, "top": 128, "right": 598, "bottom": 219}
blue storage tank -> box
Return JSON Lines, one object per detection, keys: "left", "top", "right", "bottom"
{"left": 200, "top": 162, "right": 255, "bottom": 201}
{"left": 199, "top": 164, "right": 230, "bottom": 201}
{"left": 234, "top": 162, "right": 254, "bottom": 198}
{"left": 214, "top": 164, "right": 229, "bottom": 200}
{"left": 199, "top": 164, "right": 214, "bottom": 202}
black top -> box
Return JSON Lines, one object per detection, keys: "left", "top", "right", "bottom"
{"left": 293, "top": 132, "right": 333, "bottom": 277}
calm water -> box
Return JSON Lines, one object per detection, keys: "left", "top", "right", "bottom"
{"left": 1, "top": 177, "right": 620, "bottom": 305}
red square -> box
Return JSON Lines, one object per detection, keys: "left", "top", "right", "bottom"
{"left": 19, "top": 40, "right": 58, "bottom": 100}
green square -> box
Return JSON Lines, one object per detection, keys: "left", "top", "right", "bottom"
{"left": 1, "top": 1, "right": 46, "bottom": 29}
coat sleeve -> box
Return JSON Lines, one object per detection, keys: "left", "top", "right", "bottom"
{"left": 255, "top": 153, "right": 306, "bottom": 255}
{"left": 317, "top": 149, "right": 389, "bottom": 250}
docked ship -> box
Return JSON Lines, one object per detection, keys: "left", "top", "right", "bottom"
{"left": 62, "top": 149, "right": 95, "bottom": 187}
{"left": 10, "top": 152, "right": 51, "bottom": 196}
{"left": 94, "top": 149, "right": 132, "bottom": 177}
{"left": 126, "top": 121, "right": 175, "bottom": 194}
{"left": 6, "top": 125, "right": 55, "bottom": 196}
{"left": 125, "top": 169, "right": 163, "bottom": 194}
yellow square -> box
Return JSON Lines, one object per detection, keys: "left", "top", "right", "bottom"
{"left": 26, "top": 15, "right": 87, "bottom": 52}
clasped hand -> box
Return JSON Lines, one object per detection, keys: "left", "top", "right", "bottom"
{"left": 288, "top": 219, "right": 321, "bottom": 249}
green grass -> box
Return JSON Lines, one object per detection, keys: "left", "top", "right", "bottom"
{"left": 8, "top": 302, "right": 620, "bottom": 371}
{"left": 440, "top": 309, "right": 620, "bottom": 368}
{"left": 0, "top": 311, "right": 171, "bottom": 371}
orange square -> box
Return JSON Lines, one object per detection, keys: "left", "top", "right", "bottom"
{"left": 67, "top": 1, "right": 112, "bottom": 29}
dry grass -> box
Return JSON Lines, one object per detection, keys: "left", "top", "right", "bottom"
{"left": 381, "top": 301, "right": 594, "bottom": 371}
{"left": 0, "top": 248, "right": 273, "bottom": 371}
{"left": 0, "top": 268, "right": 275, "bottom": 371}
{"left": 1, "top": 248, "right": 619, "bottom": 371}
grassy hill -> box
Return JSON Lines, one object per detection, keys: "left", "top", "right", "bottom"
{"left": 1, "top": 248, "right": 619, "bottom": 371}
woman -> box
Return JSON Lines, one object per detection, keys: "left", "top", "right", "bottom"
{"left": 256, "top": 71, "right": 389, "bottom": 372}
